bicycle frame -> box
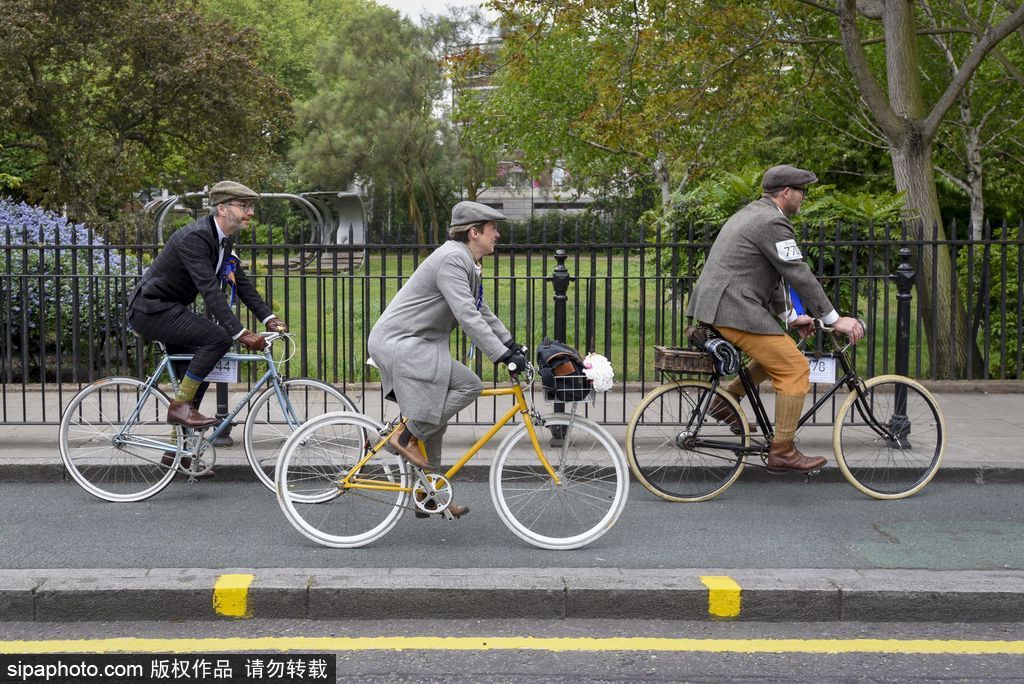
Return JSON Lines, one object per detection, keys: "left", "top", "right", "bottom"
{"left": 694, "top": 333, "right": 904, "bottom": 457}
{"left": 340, "top": 382, "right": 562, "bottom": 494}
{"left": 112, "top": 348, "right": 294, "bottom": 453}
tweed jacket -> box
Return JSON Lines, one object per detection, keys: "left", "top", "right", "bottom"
{"left": 686, "top": 198, "right": 835, "bottom": 335}
{"left": 367, "top": 240, "right": 512, "bottom": 426}
{"left": 128, "top": 215, "right": 272, "bottom": 337}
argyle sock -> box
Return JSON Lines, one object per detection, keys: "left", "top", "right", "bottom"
{"left": 175, "top": 376, "right": 203, "bottom": 404}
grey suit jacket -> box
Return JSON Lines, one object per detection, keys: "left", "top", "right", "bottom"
{"left": 686, "top": 198, "right": 835, "bottom": 335}
{"left": 128, "top": 215, "right": 271, "bottom": 337}
{"left": 367, "top": 240, "right": 511, "bottom": 425}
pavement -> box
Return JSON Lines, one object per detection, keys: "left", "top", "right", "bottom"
{"left": 2, "top": 382, "right": 1023, "bottom": 623}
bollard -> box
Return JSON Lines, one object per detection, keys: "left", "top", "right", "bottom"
{"left": 888, "top": 247, "right": 915, "bottom": 447}
{"left": 546, "top": 249, "right": 574, "bottom": 446}
{"left": 212, "top": 381, "right": 233, "bottom": 446}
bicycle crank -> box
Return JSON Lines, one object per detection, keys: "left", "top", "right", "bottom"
{"left": 412, "top": 472, "right": 453, "bottom": 518}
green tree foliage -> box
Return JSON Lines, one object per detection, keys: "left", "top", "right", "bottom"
{"left": 290, "top": 3, "right": 446, "bottom": 244}
{"left": 199, "top": 0, "right": 358, "bottom": 103}
{"left": 0, "top": 0, "right": 292, "bottom": 221}
{"left": 466, "top": 1, "right": 783, "bottom": 215}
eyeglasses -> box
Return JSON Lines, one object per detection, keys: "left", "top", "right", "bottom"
{"left": 227, "top": 201, "right": 256, "bottom": 213}
{"left": 789, "top": 187, "right": 808, "bottom": 197}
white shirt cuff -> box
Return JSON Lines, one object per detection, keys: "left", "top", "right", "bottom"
{"left": 232, "top": 329, "right": 244, "bottom": 340}
{"left": 785, "top": 309, "right": 798, "bottom": 323}
{"left": 820, "top": 310, "right": 840, "bottom": 325}
{"left": 261, "top": 314, "right": 277, "bottom": 324}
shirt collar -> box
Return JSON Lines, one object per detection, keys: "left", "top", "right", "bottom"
{"left": 212, "top": 216, "right": 229, "bottom": 244}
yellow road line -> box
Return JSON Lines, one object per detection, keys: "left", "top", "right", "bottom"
{"left": 2, "top": 637, "right": 1023, "bottom": 655}
{"left": 212, "top": 574, "right": 254, "bottom": 618}
{"left": 700, "top": 575, "right": 741, "bottom": 618}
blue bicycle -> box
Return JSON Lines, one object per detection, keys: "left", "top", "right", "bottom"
{"left": 58, "top": 332, "right": 357, "bottom": 502}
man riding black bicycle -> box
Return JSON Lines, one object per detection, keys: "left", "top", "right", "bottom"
{"left": 686, "top": 164, "right": 864, "bottom": 473}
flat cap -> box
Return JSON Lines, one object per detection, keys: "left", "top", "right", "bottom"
{"left": 449, "top": 200, "right": 507, "bottom": 230}
{"left": 762, "top": 165, "right": 818, "bottom": 193}
{"left": 209, "top": 180, "right": 260, "bottom": 206}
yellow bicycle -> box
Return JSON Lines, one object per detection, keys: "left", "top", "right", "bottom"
{"left": 275, "top": 360, "right": 628, "bottom": 549}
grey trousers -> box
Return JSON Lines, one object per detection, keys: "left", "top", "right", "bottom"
{"left": 405, "top": 359, "right": 483, "bottom": 468}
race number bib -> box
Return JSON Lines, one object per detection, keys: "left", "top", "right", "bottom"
{"left": 205, "top": 357, "right": 238, "bottom": 383}
{"left": 807, "top": 356, "right": 836, "bottom": 384}
{"left": 775, "top": 239, "right": 803, "bottom": 261}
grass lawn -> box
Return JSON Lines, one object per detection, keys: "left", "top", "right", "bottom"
{"left": 246, "top": 251, "right": 931, "bottom": 384}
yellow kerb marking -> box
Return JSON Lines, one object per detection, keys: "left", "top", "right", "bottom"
{"left": 700, "top": 575, "right": 741, "bottom": 618}
{"left": 2, "top": 637, "right": 1023, "bottom": 655}
{"left": 213, "top": 574, "right": 254, "bottom": 618}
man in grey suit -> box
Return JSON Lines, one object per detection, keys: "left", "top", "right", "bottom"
{"left": 686, "top": 165, "right": 863, "bottom": 473}
{"left": 367, "top": 201, "right": 526, "bottom": 519}
{"left": 128, "top": 181, "right": 287, "bottom": 438}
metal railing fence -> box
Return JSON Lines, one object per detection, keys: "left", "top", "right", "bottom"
{"left": 1, "top": 217, "right": 1021, "bottom": 426}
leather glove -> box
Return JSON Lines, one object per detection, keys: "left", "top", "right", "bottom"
{"left": 499, "top": 348, "right": 528, "bottom": 374}
{"left": 506, "top": 339, "right": 528, "bottom": 355}
{"left": 265, "top": 317, "right": 288, "bottom": 333}
{"left": 238, "top": 330, "right": 267, "bottom": 352}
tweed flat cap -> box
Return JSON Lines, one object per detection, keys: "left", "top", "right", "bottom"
{"left": 209, "top": 180, "right": 260, "bottom": 206}
{"left": 762, "top": 165, "right": 818, "bottom": 193}
{"left": 449, "top": 201, "right": 507, "bottom": 230}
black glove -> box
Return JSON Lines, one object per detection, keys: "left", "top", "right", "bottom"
{"left": 506, "top": 339, "right": 528, "bottom": 355}
{"left": 499, "top": 348, "right": 528, "bottom": 374}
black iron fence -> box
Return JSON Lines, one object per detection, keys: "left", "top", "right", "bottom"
{"left": 1, "top": 218, "right": 1021, "bottom": 426}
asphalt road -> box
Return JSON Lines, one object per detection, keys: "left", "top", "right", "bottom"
{"left": 4, "top": 480, "right": 1023, "bottom": 571}
{"left": 3, "top": 619, "right": 1023, "bottom": 683}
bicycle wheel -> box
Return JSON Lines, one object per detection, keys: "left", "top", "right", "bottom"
{"left": 490, "top": 413, "right": 628, "bottom": 550}
{"left": 834, "top": 375, "right": 945, "bottom": 499}
{"left": 275, "top": 412, "right": 410, "bottom": 548}
{"left": 58, "top": 377, "right": 181, "bottom": 502}
{"left": 243, "top": 378, "right": 357, "bottom": 492}
{"left": 626, "top": 380, "right": 748, "bottom": 502}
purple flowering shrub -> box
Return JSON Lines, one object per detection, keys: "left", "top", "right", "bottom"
{"left": 1, "top": 199, "right": 139, "bottom": 380}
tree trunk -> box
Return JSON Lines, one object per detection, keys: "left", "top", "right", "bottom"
{"left": 890, "top": 140, "right": 985, "bottom": 378}
{"left": 402, "top": 173, "right": 427, "bottom": 250}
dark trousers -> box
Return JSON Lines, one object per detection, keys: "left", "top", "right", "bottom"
{"left": 128, "top": 306, "right": 233, "bottom": 406}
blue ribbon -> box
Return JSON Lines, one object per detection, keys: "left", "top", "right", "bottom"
{"left": 219, "top": 254, "right": 241, "bottom": 305}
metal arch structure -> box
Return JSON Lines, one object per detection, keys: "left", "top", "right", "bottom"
{"left": 300, "top": 191, "right": 367, "bottom": 271}
{"left": 141, "top": 190, "right": 365, "bottom": 271}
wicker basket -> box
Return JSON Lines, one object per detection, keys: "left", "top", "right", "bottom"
{"left": 653, "top": 346, "right": 716, "bottom": 374}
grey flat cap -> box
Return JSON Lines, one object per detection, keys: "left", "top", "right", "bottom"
{"left": 209, "top": 180, "right": 260, "bottom": 206}
{"left": 449, "top": 201, "right": 507, "bottom": 230}
{"left": 762, "top": 165, "right": 818, "bottom": 193}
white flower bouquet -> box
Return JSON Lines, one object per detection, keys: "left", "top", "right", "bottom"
{"left": 582, "top": 353, "right": 615, "bottom": 392}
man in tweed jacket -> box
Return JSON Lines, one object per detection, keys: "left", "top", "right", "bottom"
{"left": 367, "top": 201, "right": 525, "bottom": 518}
{"left": 686, "top": 165, "right": 863, "bottom": 473}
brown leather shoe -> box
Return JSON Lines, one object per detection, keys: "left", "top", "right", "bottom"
{"left": 708, "top": 395, "right": 756, "bottom": 435}
{"left": 447, "top": 503, "right": 469, "bottom": 519}
{"left": 387, "top": 424, "right": 433, "bottom": 470}
{"left": 161, "top": 452, "right": 215, "bottom": 478}
{"left": 166, "top": 400, "right": 218, "bottom": 429}
{"left": 766, "top": 440, "right": 826, "bottom": 473}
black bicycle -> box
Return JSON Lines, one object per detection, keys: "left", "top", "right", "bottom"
{"left": 626, "top": 322, "right": 946, "bottom": 501}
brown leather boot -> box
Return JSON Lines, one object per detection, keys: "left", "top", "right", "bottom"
{"left": 447, "top": 503, "right": 469, "bottom": 518}
{"left": 388, "top": 423, "right": 434, "bottom": 471}
{"left": 708, "top": 395, "right": 756, "bottom": 435}
{"left": 766, "top": 440, "right": 826, "bottom": 473}
{"left": 166, "top": 400, "right": 218, "bottom": 428}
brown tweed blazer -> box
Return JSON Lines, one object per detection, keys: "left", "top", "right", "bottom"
{"left": 686, "top": 198, "right": 835, "bottom": 335}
